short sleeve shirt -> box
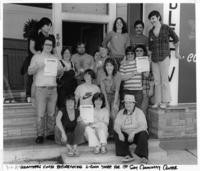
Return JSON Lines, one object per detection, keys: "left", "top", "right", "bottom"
{"left": 75, "top": 83, "right": 100, "bottom": 105}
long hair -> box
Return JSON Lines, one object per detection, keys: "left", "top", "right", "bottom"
{"left": 103, "top": 58, "right": 118, "bottom": 76}
{"left": 92, "top": 92, "right": 106, "bottom": 109}
{"left": 113, "top": 17, "right": 128, "bottom": 33}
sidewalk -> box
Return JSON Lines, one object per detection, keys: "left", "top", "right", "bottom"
{"left": 3, "top": 138, "right": 197, "bottom": 165}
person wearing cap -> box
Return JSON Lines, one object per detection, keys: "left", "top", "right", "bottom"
{"left": 114, "top": 94, "right": 148, "bottom": 164}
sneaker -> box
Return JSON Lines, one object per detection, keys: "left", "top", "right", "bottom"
{"left": 101, "top": 145, "right": 107, "bottom": 154}
{"left": 26, "top": 97, "right": 31, "bottom": 103}
{"left": 140, "top": 157, "right": 148, "bottom": 164}
{"left": 121, "top": 155, "right": 135, "bottom": 163}
{"left": 160, "top": 103, "right": 168, "bottom": 109}
{"left": 151, "top": 103, "right": 160, "bottom": 108}
{"left": 46, "top": 134, "right": 55, "bottom": 140}
{"left": 73, "top": 148, "right": 80, "bottom": 157}
{"left": 35, "top": 136, "right": 44, "bottom": 144}
{"left": 93, "top": 146, "right": 100, "bottom": 154}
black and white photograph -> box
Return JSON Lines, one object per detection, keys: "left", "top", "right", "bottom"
{"left": 1, "top": 0, "right": 198, "bottom": 169}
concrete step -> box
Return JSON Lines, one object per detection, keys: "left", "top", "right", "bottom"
{"left": 4, "top": 139, "right": 167, "bottom": 164}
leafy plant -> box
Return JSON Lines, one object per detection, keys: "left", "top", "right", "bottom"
{"left": 23, "top": 19, "right": 38, "bottom": 39}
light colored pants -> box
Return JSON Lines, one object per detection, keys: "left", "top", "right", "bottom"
{"left": 85, "top": 123, "right": 108, "bottom": 147}
{"left": 152, "top": 57, "right": 171, "bottom": 104}
{"left": 35, "top": 87, "right": 57, "bottom": 136}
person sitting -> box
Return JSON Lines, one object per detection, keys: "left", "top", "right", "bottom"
{"left": 73, "top": 69, "right": 100, "bottom": 146}
{"left": 55, "top": 95, "right": 81, "bottom": 156}
{"left": 84, "top": 92, "right": 109, "bottom": 154}
{"left": 114, "top": 94, "right": 149, "bottom": 164}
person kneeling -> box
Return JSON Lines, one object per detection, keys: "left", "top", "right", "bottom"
{"left": 84, "top": 92, "right": 109, "bottom": 154}
{"left": 55, "top": 95, "right": 80, "bottom": 157}
{"left": 114, "top": 94, "right": 149, "bottom": 164}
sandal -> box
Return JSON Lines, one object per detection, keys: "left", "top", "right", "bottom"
{"left": 67, "top": 148, "right": 74, "bottom": 157}
{"left": 73, "top": 148, "right": 80, "bottom": 157}
{"left": 93, "top": 146, "right": 100, "bottom": 154}
{"left": 101, "top": 145, "right": 107, "bottom": 154}
{"left": 121, "top": 155, "right": 135, "bottom": 163}
{"left": 140, "top": 157, "right": 148, "bottom": 164}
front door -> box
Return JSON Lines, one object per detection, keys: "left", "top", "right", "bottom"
{"left": 52, "top": 3, "right": 116, "bottom": 57}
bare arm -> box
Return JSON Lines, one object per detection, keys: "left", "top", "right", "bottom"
{"left": 29, "top": 40, "right": 40, "bottom": 55}
{"left": 56, "top": 111, "right": 66, "bottom": 136}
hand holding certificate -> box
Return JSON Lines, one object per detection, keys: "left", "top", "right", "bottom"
{"left": 136, "top": 56, "right": 150, "bottom": 73}
{"left": 44, "top": 58, "right": 58, "bottom": 76}
{"left": 80, "top": 105, "right": 94, "bottom": 124}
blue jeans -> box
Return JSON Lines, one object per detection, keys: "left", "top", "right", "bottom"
{"left": 35, "top": 87, "right": 57, "bottom": 136}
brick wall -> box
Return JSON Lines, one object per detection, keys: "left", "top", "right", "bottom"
{"left": 148, "top": 104, "right": 196, "bottom": 138}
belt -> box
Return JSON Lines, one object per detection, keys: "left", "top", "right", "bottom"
{"left": 37, "top": 86, "right": 56, "bottom": 89}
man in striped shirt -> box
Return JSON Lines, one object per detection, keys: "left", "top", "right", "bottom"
{"left": 119, "top": 46, "right": 143, "bottom": 108}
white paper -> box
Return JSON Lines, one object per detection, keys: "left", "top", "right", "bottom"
{"left": 80, "top": 105, "right": 94, "bottom": 123}
{"left": 136, "top": 56, "right": 150, "bottom": 73}
{"left": 44, "top": 58, "right": 58, "bottom": 76}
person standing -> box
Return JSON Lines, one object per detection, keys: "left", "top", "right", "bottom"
{"left": 22, "top": 17, "right": 56, "bottom": 103}
{"left": 28, "top": 37, "right": 62, "bottom": 144}
{"left": 148, "top": 10, "right": 181, "bottom": 109}
{"left": 57, "top": 47, "right": 77, "bottom": 110}
{"left": 102, "top": 17, "right": 130, "bottom": 69}
{"left": 119, "top": 46, "right": 143, "bottom": 108}
{"left": 130, "top": 20, "right": 148, "bottom": 48}
{"left": 71, "top": 42, "right": 94, "bottom": 84}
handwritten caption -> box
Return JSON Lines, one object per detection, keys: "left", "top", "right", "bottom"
{"left": 5, "top": 164, "right": 178, "bottom": 170}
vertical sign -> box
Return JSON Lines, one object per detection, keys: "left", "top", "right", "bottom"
{"left": 163, "top": 3, "right": 180, "bottom": 105}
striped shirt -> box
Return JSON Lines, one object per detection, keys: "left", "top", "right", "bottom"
{"left": 119, "top": 60, "right": 142, "bottom": 90}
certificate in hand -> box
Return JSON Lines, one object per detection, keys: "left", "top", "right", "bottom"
{"left": 80, "top": 105, "right": 94, "bottom": 123}
{"left": 44, "top": 58, "right": 58, "bottom": 76}
{"left": 136, "top": 56, "right": 150, "bottom": 73}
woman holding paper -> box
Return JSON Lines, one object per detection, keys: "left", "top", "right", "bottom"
{"left": 119, "top": 46, "right": 143, "bottom": 108}
{"left": 73, "top": 69, "right": 100, "bottom": 145}
{"left": 28, "top": 37, "right": 63, "bottom": 144}
{"left": 148, "top": 10, "right": 181, "bottom": 109}
{"left": 135, "top": 45, "right": 154, "bottom": 117}
{"left": 84, "top": 92, "right": 109, "bottom": 154}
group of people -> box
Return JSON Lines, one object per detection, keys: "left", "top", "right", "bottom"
{"left": 22, "top": 9, "right": 181, "bottom": 164}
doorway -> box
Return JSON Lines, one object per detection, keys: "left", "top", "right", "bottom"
{"left": 62, "top": 22, "right": 105, "bottom": 56}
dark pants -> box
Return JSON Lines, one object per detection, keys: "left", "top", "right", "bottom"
{"left": 114, "top": 131, "right": 148, "bottom": 159}
{"left": 122, "top": 90, "right": 143, "bottom": 108}
{"left": 26, "top": 74, "right": 33, "bottom": 97}
{"left": 55, "top": 122, "right": 86, "bottom": 146}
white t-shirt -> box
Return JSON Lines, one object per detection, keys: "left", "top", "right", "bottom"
{"left": 75, "top": 83, "right": 100, "bottom": 105}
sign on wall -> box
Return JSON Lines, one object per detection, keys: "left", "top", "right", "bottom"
{"left": 163, "top": 3, "right": 180, "bottom": 105}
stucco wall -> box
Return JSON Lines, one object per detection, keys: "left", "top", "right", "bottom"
{"left": 116, "top": 3, "right": 127, "bottom": 22}
{"left": 3, "top": 3, "right": 127, "bottom": 39}
{"left": 3, "top": 4, "right": 52, "bottom": 39}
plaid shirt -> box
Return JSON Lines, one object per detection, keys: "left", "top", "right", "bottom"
{"left": 148, "top": 24, "right": 179, "bottom": 62}
{"left": 142, "top": 72, "right": 154, "bottom": 95}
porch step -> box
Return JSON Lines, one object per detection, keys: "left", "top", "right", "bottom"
{"left": 4, "top": 139, "right": 167, "bottom": 164}
{"left": 3, "top": 103, "right": 37, "bottom": 140}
